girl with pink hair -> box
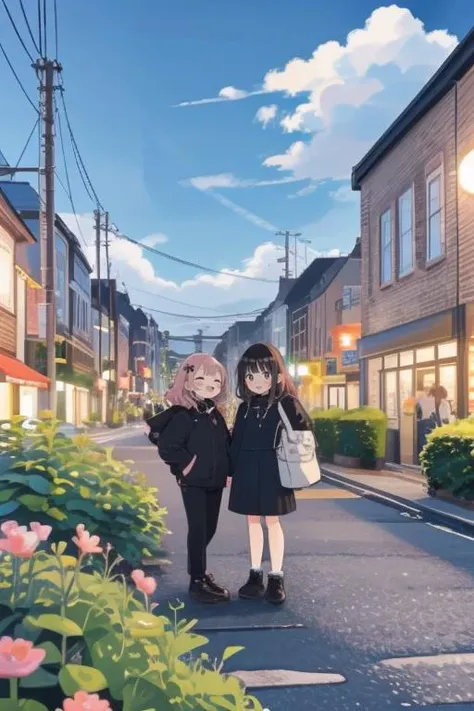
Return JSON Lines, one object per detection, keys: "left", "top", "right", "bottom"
{"left": 151, "top": 353, "right": 231, "bottom": 604}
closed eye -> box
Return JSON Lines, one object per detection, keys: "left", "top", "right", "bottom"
{"left": 214, "top": 379, "right": 221, "bottom": 384}
{"left": 195, "top": 377, "right": 204, "bottom": 381}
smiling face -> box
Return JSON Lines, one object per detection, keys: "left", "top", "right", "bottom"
{"left": 245, "top": 364, "right": 282, "bottom": 396}
{"left": 186, "top": 365, "right": 223, "bottom": 400}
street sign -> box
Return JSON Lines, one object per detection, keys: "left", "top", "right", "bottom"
{"left": 342, "top": 350, "right": 358, "bottom": 367}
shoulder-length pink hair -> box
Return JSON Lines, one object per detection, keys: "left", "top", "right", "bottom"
{"left": 165, "top": 353, "right": 228, "bottom": 409}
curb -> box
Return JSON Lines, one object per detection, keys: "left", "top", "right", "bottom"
{"left": 321, "top": 467, "right": 474, "bottom": 538}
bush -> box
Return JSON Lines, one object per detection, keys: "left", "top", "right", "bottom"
{"left": 420, "top": 419, "right": 474, "bottom": 499}
{"left": 310, "top": 408, "right": 344, "bottom": 460}
{"left": 0, "top": 419, "right": 167, "bottom": 565}
{"left": 0, "top": 523, "right": 263, "bottom": 711}
{"left": 336, "top": 407, "right": 387, "bottom": 467}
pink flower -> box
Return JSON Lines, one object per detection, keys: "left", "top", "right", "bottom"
{"left": 72, "top": 524, "right": 102, "bottom": 555}
{"left": 0, "top": 520, "right": 19, "bottom": 536}
{"left": 0, "top": 636, "right": 46, "bottom": 678}
{"left": 30, "top": 522, "right": 52, "bottom": 541}
{"left": 131, "top": 569, "right": 157, "bottom": 596}
{"left": 62, "top": 691, "right": 112, "bottom": 711}
{"left": 0, "top": 526, "right": 39, "bottom": 559}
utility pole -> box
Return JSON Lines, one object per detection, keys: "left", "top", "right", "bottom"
{"left": 94, "top": 209, "right": 102, "bottom": 379}
{"left": 104, "top": 211, "right": 112, "bottom": 418}
{"left": 276, "top": 230, "right": 301, "bottom": 279}
{"left": 35, "top": 58, "right": 61, "bottom": 413}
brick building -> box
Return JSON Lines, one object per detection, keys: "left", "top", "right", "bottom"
{"left": 352, "top": 28, "right": 474, "bottom": 464}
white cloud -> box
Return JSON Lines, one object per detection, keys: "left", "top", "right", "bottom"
{"left": 254, "top": 104, "right": 278, "bottom": 128}
{"left": 59, "top": 212, "right": 341, "bottom": 339}
{"left": 175, "top": 85, "right": 265, "bottom": 107}
{"left": 329, "top": 184, "right": 358, "bottom": 202}
{"left": 140, "top": 233, "right": 168, "bottom": 247}
{"left": 180, "top": 6, "right": 457, "bottom": 185}
{"left": 202, "top": 191, "right": 278, "bottom": 232}
{"left": 187, "top": 172, "right": 301, "bottom": 191}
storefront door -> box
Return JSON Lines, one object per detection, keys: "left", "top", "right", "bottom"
{"left": 328, "top": 385, "right": 345, "bottom": 409}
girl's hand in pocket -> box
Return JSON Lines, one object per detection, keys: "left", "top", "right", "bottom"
{"left": 226, "top": 476, "right": 232, "bottom": 488}
{"left": 183, "top": 455, "right": 197, "bottom": 477}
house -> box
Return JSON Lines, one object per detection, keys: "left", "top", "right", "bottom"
{"left": 285, "top": 257, "right": 338, "bottom": 409}
{"left": 306, "top": 241, "right": 361, "bottom": 411}
{"left": 0, "top": 187, "right": 49, "bottom": 419}
{"left": 0, "top": 181, "right": 95, "bottom": 425}
{"left": 351, "top": 27, "right": 474, "bottom": 464}
{"left": 261, "top": 277, "right": 295, "bottom": 361}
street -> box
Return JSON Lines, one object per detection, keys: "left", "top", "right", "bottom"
{"left": 111, "top": 431, "right": 474, "bottom": 711}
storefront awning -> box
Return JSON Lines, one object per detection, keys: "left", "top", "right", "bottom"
{"left": 0, "top": 353, "right": 50, "bottom": 390}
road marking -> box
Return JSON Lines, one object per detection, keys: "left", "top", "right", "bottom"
{"left": 379, "top": 652, "right": 474, "bottom": 669}
{"left": 232, "top": 669, "right": 346, "bottom": 688}
{"left": 426, "top": 522, "right": 474, "bottom": 542}
{"left": 198, "top": 623, "right": 306, "bottom": 633}
{"left": 296, "top": 488, "right": 359, "bottom": 499}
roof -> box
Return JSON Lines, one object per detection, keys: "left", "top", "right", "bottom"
{"left": 0, "top": 353, "right": 50, "bottom": 390}
{"left": 352, "top": 27, "right": 474, "bottom": 190}
{"left": 0, "top": 187, "right": 36, "bottom": 244}
{"left": 284, "top": 257, "right": 338, "bottom": 308}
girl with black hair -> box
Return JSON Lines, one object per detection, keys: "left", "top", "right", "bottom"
{"left": 229, "top": 342, "right": 313, "bottom": 605}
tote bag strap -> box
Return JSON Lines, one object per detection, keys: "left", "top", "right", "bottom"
{"left": 277, "top": 400, "right": 298, "bottom": 442}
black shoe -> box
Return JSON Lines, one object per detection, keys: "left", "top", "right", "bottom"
{"left": 265, "top": 574, "right": 286, "bottom": 605}
{"left": 189, "top": 577, "right": 229, "bottom": 604}
{"left": 238, "top": 569, "right": 265, "bottom": 600}
{"left": 204, "top": 573, "right": 230, "bottom": 600}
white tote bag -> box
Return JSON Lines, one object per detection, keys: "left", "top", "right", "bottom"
{"left": 275, "top": 401, "right": 321, "bottom": 490}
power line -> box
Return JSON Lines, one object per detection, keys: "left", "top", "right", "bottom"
{"left": 1, "top": 0, "right": 35, "bottom": 62}
{"left": 55, "top": 101, "right": 87, "bottom": 248}
{"left": 132, "top": 302, "right": 264, "bottom": 320}
{"left": 126, "top": 283, "right": 264, "bottom": 314}
{"left": 111, "top": 229, "right": 278, "bottom": 284}
{"left": 58, "top": 81, "right": 103, "bottom": 208}
{"left": 18, "top": 0, "right": 41, "bottom": 55}
{"left": 0, "top": 39, "right": 38, "bottom": 113}
{"left": 42, "top": 0, "right": 47, "bottom": 57}
{"left": 37, "top": 0, "right": 42, "bottom": 56}
{"left": 14, "top": 116, "right": 39, "bottom": 168}
{"left": 53, "top": 0, "right": 58, "bottom": 58}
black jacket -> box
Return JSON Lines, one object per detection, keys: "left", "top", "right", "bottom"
{"left": 156, "top": 404, "right": 231, "bottom": 489}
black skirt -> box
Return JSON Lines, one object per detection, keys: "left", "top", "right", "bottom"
{"left": 228, "top": 448, "right": 296, "bottom": 516}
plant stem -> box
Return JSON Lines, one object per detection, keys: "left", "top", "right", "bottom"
{"left": 10, "top": 556, "right": 20, "bottom": 609}
{"left": 10, "top": 677, "right": 18, "bottom": 702}
{"left": 61, "top": 633, "right": 67, "bottom": 665}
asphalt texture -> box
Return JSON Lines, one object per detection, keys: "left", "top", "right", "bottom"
{"left": 113, "top": 431, "right": 474, "bottom": 711}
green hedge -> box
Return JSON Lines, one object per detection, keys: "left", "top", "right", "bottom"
{"left": 310, "top": 408, "right": 343, "bottom": 460}
{"left": 420, "top": 420, "right": 474, "bottom": 499}
{"left": 337, "top": 407, "right": 387, "bottom": 466}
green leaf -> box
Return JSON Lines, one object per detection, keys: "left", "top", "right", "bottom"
{"left": 128, "top": 611, "right": 166, "bottom": 638}
{"left": 38, "top": 640, "right": 62, "bottom": 665}
{"left": 59, "top": 664, "right": 108, "bottom": 696}
{"left": 123, "top": 678, "right": 175, "bottom": 711}
{"left": 0, "top": 613, "right": 22, "bottom": 637}
{"left": 25, "top": 614, "right": 83, "bottom": 637}
{"left": 0, "top": 501, "right": 19, "bottom": 516}
{"left": 20, "top": 667, "right": 58, "bottom": 688}
{"left": 222, "top": 645, "right": 245, "bottom": 662}
{"left": 65, "top": 500, "right": 109, "bottom": 520}
{"left": 173, "top": 632, "right": 208, "bottom": 657}
{"left": 0, "top": 487, "right": 16, "bottom": 502}
{"left": 0, "top": 473, "right": 50, "bottom": 494}
{"left": 0, "top": 702, "right": 49, "bottom": 711}
{"left": 46, "top": 507, "right": 68, "bottom": 521}
{"left": 18, "top": 494, "right": 48, "bottom": 512}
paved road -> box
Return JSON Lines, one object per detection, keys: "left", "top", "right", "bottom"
{"left": 112, "top": 431, "right": 474, "bottom": 711}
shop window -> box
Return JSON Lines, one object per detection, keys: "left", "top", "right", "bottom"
{"left": 380, "top": 209, "right": 393, "bottom": 285}
{"left": 439, "top": 363, "right": 456, "bottom": 416}
{"left": 399, "top": 369, "right": 413, "bottom": 414}
{"left": 385, "top": 371, "right": 398, "bottom": 421}
{"left": 398, "top": 187, "right": 414, "bottom": 276}
{"left": 426, "top": 167, "right": 444, "bottom": 261}
{"left": 400, "top": 350, "right": 414, "bottom": 366}
{"left": 416, "top": 346, "right": 435, "bottom": 363}
{"left": 384, "top": 354, "right": 398, "bottom": 369}
{"left": 437, "top": 341, "right": 457, "bottom": 360}
{"left": 368, "top": 357, "right": 382, "bottom": 409}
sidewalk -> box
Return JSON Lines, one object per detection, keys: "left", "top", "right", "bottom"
{"left": 321, "top": 462, "right": 474, "bottom": 534}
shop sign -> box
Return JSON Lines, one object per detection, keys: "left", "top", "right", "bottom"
{"left": 325, "top": 357, "right": 337, "bottom": 376}
{"left": 342, "top": 350, "right": 358, "bottom": 367}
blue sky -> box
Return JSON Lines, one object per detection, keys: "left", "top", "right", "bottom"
{"left": 0, "top": 0, "right": 473, "bottom": 340}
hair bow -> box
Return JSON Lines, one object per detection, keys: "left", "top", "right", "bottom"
{"left": 183, "top": 364, "right": 195, "bottom": 374}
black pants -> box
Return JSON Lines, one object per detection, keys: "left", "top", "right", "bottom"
{"left": 180, "top": 486, "right": 223, "bottom": 580}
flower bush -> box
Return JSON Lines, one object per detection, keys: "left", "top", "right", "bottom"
{"left": 0, "top": 522, "right": 263, "bottom": 711}
{"left": 0, "top": 418, "right": 167, "bottom": 565}
{"left": 420, "top": 419, "right": 474, "bottom": 499}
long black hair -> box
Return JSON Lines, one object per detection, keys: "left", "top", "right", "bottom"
{"left": 236, "top": 342, "right": 297, "bottom": 405}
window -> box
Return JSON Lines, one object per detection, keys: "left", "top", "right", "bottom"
{"left": 398, "top": 188, "right": 413, "bottom": 275}
{"left": 0, "top": 228, "right": 14, "bottom": 311}
{"left": 426, "top": 168, "right": 444, "bottom": 261}
{"left": 380, "top": 209, "right": 393, "bottom": 285}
